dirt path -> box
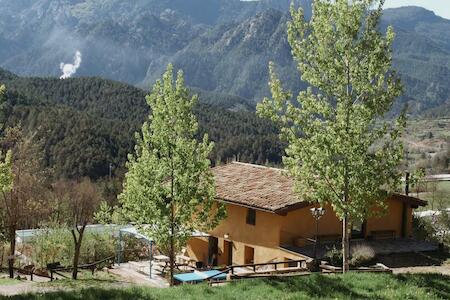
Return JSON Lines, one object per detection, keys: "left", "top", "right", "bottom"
{"left": 392, "top": 264, "right": 450, "bottom": 275}
{"left": 0, "top": 280, "right": 135, "bottom": 296}
{"left": 107, "top": 263, "right": 169, "bottom": 288}
{"left": 0, "top": 264, "right": 167, "bottom": 296}
{"left": 0, "top": 281, "right": 56, "bottom": 296}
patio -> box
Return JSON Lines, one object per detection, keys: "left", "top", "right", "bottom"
{"left": 280, "top": 238, "right": 439, "bottom": 259}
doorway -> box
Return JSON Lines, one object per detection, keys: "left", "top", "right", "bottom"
{"left": 208, "top": 236, "right": 218, "bottom": 266}
{"left": 223, "top": 240, "right": 233, "bottom": 266}
{"left": 244, "top": 246, "right": 254, "bottom": 265}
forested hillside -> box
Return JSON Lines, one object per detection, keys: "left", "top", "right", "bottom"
{"left": 0, "top": 1, "right": 449, "bottom": 116}
{"left": 0, "top": 68, "right": 283, "bottom": 179}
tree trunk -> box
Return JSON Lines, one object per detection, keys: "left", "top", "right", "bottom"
{"left": 169, "top": 202, "right": 175, "bottom": 287}
{"left": 71, "top": 226, "right": 85, "bottom": 280}
{"left": 342, "top": 215, "right": 350, "bottom": 273}
{"left": 8, "top": 225, "right": 16, "bottom": 279}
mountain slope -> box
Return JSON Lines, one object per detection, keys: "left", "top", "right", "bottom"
{"left": 0, "top": 2, "right": 449, "bottom": 116}
{"left": 0, "top": 68, "right": 283, "bottom": 178}
{"left": 381, "top": 7, "right": 450, "bottom": 114}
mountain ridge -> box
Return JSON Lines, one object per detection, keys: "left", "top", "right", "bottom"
{"left": 0, "top": 2, "right": 449, "bottom": 116}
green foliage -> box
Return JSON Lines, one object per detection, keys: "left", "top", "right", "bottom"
{"left": 31, "top": 228, "right": 116, "bottom": 269}
{"left": 94, "top": 201, "right": 114, "bottom": 225}
{"left": 120, "top": 65, "right": 226, "bottom": 256}
{"left": 258, "top": 0, "right": 405, "bottom": 221}
{"left": 412, "top": 212, "right": 450, "bottom": 248}
{"left": 0, "top": 150, "right": 12, "bottom": 194}
{"left": 0, "top": 71, "right": 283, "bottom": 180}
{"left": 413, "top": 215, "right": 438, "bottom": 242}
{"left": 31, "top": 227, "right": 73, "bottom": 269}
{"left": 257, "top": 0, "right": 406, "bottom": 271}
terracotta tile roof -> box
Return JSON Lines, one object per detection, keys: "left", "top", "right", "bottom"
{"left": 212, "top": 162, "right": 304, "bottom": 213}
{"left": 212, "top": 162, "right": 427, "bottom": 213}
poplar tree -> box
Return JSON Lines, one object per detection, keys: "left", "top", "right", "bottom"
{"left": 119, "top": 65, "right": 225, "bottom": 285}
{"left": 257, "top": 0, "right": 405, "bottom": 272}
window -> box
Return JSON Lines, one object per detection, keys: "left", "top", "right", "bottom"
{"left": 246, "top": 208, "right": 256, "bottom": 225}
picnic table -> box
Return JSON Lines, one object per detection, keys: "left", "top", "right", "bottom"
{"left": 154, "top": 255, "right": 192, "bottom": 273}
{"left": 177, "top": 255, "right": 196, "bottom": 265}
{"left": 154, "top": 255, "right": 170, "bottom": 262}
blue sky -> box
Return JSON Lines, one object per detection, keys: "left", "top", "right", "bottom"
{"left": 384, "top": 0, "right": 450, "bottom": 19}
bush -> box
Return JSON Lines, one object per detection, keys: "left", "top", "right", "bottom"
{"left": 350, "top": 244, "right": 375, "bottom": 267}
{"left": 0, "top": 242, "right": 10, "bottom": 270}
{"left": 413, "top": 212, "right": 450, "bottom": 249}
{"left": 31, "top": 227, "right": 72, "bottom": 268}
{"left": 324, "top": 246, "right": 342, "bottom": 267}
{"left": 121, "top": 235, "right": 150, "bottom": 262}
{"left": 31, "top": 227, "right": 116, "bottom": 269}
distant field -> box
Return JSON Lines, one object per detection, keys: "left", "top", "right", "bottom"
{"left": 2, "top": 273, "right": 449, "bottom": 300}
{"left": 414, "top": 181, "right": 450, "bottom": 210}
{"left": 404, "top": 118, "right": 450, "bottom": 170}
{"left": 403, "top": 118, "right": 449, "bottom": 209}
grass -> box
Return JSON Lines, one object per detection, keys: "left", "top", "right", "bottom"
{"left": 35, "top": 270, "right": 121, "bottom": 290}
{"left": 1, "top": 272, "right": 449, "bottom": 300}
{"left": 0, "top": 278, "right": 20, "bottom": 286}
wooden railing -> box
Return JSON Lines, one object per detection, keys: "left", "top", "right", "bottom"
{"left": 205, "top": 258, "right": 307, "bottom": 281}
{"left": 13, "top": 266, "right": 52, "bottom": 281}
{"left": 49, "top": 255, "right": 115, "bottom": 281}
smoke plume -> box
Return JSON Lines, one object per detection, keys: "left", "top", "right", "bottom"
{"left": 60, "top": 50, "right": 82, "bottom": 79}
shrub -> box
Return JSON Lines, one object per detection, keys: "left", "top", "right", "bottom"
{"left": 31, "top": 227, "right": 72, "bottom": 268}
{"left": 324, "top": 246, "right": 342, "bottom": 267}
{"left": 31, "top": 227, "right": 116, "bottom": 269}
{"left": 350, "top": 244, "right": 375, "bottom": 267}
{"left": 413, "top": 212, "right": 450, "bottom": 249}
{"left": 0, "top": 242, "right": 10, "bottom": 269}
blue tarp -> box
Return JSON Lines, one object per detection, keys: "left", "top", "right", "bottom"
{"left": 174, "top": 270, "right": 227, "bottom": 283}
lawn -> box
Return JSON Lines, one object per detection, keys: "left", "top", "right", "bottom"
{"left": 0, "top": 278, "right": 20, "bottom": 286}
{"left": 1, "top": 272, "right": 449, "bottom": 300}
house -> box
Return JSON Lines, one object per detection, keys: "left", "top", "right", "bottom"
{"left": 186, "top": 162, "right": 429, "bottom": 266}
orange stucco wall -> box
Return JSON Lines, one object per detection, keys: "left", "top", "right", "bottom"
{"left": 366, "top": 200, "right": 413, "bottom": 238}
{"left": 186, "top": 236, "right": 209, "bottom": 264}
{"left": 187, "top": 198, "right": 414, "bottom": 265}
